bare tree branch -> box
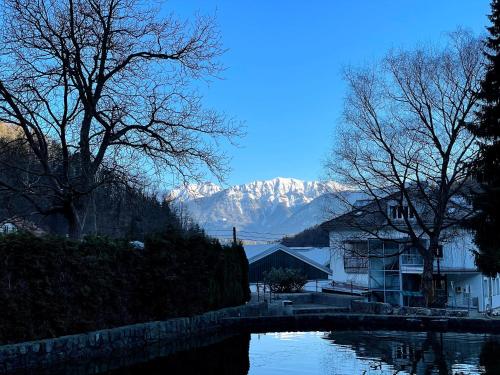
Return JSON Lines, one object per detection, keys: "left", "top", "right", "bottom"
{"left": 0, "top": 0, "right": 242, "bottom": 237}
{"left": 325, "top": 30, "right": 484, "bottom": 306}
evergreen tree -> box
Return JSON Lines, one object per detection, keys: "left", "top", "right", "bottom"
{"left": 470, "top": 0, "right": 500, "bottom": 276}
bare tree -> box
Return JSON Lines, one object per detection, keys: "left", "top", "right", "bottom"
{"left": 0, "top": 0, "right": 240, "bottom": 238}
{"left": 325, "top": 31, "right": 484, "bottom": 306}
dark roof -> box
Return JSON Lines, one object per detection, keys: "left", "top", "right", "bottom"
{"left": 320, "top": 186, "right": 473, "bottom": 233}
{"left": 244, "top": 244, "right": 332, "bottom": 275}
{"left": 320, "top": 198, "right": 389, "bottom": 232}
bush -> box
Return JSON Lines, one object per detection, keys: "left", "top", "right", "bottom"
{"left": 263, "top": 267, "right": 307, "bottom": 293}
{"left": 0, "top": 231, "right": 250, "bottom": 344}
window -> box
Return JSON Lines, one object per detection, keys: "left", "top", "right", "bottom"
{"left": 389, "top": 204, "right": 415, "bottom": 220}
{"left": 344, "top": 255, "right": 368, "bottom": 273}
{"left": 434, "top": 245, "right": 443, "bottom": 259}
{"left": 343, "top": 241, "right": 368, "bottom": 273}
{"left": 391, "top": 205, "right": 397, "bottom": 219}
{"left": 401, "top": 240, "right": 427, "bottom": 266}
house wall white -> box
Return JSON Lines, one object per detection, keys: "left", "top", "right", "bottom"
{"left": 482, "top": 276, "right": 500, "bottom": 311}
{"left": 439, "top": 230, "right": 476, "bottom": 271}
{"left": 329, "top": 230, "right": 369, "bottom": 287}
{"left": 327, "top": 227, "right": 500, "bottom": 312}
{"left": 446, "top": 273, "right": 482, "bottom": 309}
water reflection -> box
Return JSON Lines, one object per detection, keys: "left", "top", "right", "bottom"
{"left": 43, "top": 330, "right": 500, "bottom": 374}
{"left": 480, "top": 340, "right": 500, "bottom": 375}
{"left": 248, "top": 331, "right": 500, "bottom": 374}
{"left": 326, "top": 331, "right": 491, "bottom": 374}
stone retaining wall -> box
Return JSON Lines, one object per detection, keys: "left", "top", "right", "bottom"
{"left": 273, "top": 292, "right": 363, "bottom": 307}
{"left": 0, "top": 295, "right": 482, "bottom": 374}
{"left": 350, "top": 300, "right": 469, "bottom": 317}
{"left": 0, "top": 303, "right": 267, "bottom": 374}
{"left": 226, "top": 314, "right": 500, "bottom": 334}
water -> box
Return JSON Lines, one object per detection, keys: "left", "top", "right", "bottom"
{"left": 249, "top": 331, "right": 498, "bottom": 374}
{"left": 105, "top": 330, "right": 500, "bottom": 374}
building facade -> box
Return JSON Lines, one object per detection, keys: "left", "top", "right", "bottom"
{"left": 322, "top": 199, "right": 500, "bottom": 312}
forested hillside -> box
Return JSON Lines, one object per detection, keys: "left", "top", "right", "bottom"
{"left": 281, "top": 225, "right": 329, "bottom": 247}
{"left": 0, "top": 126, "right": 180, "bottom": 239}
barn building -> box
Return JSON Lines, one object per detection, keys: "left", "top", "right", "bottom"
{"left": 244, "top": 244, "right": 331, "bottom": 283}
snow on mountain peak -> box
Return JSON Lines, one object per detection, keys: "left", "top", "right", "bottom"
{"left": 168, "top": 177, "right": 354, "bottom": 238}
{"left": 167, "top": 182, "right": 222, "bottom": 202}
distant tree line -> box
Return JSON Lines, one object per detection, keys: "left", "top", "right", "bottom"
{"left": 281, "top": 225, "right": 329, "bottom": 247}
{"left": 0, "top": 128, "right": 185, "bottom": 239}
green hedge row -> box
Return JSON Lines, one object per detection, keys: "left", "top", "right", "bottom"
{"left": 0, "top": 232, "right": 250, "bottom": 344}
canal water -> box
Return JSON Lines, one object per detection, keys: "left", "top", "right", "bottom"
{"left": 103, "top": 330, "right": 500, "bottom": 374}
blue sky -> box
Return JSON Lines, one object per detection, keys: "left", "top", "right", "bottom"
{"left": 165, "top": 0, "right": 491, "bottom": 187}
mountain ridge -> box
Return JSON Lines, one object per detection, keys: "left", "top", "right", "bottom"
{"left": 168, "top": 177, "right": 357, "bottom": 239}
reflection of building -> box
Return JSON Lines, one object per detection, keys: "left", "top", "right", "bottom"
{"left": 321, "top": 198, "right": 500, "bottom": 311}
{"left": 326, "top": 330, "right": 487, "bottom": 374}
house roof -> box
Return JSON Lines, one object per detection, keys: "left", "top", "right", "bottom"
{"left": 320, "top": 198, "right": 388, "bottom": 232}
{"left": 289, "top": 247, "right": 331, "bottom": 267}
{"left": 244, "top": 244, "right": 332, "bottom": 275}
{"left": 320, "top": 185, "right": 473, "bottom": 233}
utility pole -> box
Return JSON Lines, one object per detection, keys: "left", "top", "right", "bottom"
{"left": 233, "top": 226, "right": 237, "bottom": 245}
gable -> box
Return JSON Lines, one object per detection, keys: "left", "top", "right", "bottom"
{"left": 248, "top": 250, "right": 330, "bottom": 282}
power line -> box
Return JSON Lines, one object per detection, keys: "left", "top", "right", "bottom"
{"left": 207, "top": 234, "right": 282, "bottom": 241}
{"left": 240, "top": 230, "right": 289, "bottom": 236}
{"left": 204, "top": 229, "right": 291, "bottom": 236}
{"left": 212, "top": 234, "right": 281, "bottom": 241}
{"left": 211, "top": 235, "right": 282, "bottom": 241}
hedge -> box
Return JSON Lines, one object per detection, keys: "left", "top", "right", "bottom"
{"left": 0, "top": 232, "right": 250, "bottom": 344}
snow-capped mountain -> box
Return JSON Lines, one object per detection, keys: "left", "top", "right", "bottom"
{"left": 167, "top": 182, "right": 222, "bottom": 202}
{"left": 169, "top": 177, "right": 359, "bottom": 240}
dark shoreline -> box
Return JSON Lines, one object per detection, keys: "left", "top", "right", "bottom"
{"left": 224, "top": 313, "right": 500, "bottom": 334}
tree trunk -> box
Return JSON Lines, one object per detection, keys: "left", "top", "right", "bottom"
{"left": 66, "top": 214, "right": 81, "bottom": 239}
{"left": 421, "top": 241, "right": 437, "bottom": 307}
{"left": 422, "top": 256, "right": 434, "bottom": 307}
{"left": 63, "top": 200, "right": 83, "bottom": 239}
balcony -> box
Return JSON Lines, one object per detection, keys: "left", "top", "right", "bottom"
{"left": 401, "top": 254, "right": 424, "bottom": 274}
{"left": 401, "top": 254, "right": 424, "bottom": 266}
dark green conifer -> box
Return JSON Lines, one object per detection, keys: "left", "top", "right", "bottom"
{"left": 470, "top": 0, "right": 500, "bottom": 275}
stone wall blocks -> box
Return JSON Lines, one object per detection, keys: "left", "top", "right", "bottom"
{"left": 415, "top": 308, "right": 432, "bottom": 316}
{"left": 0, "top": 303, "right": 256, "bottom": 374}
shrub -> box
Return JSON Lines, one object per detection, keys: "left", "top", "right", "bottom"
{"left": 0, "top": 231, "right": 250, "bottom": 344}
{"left": 263, "top": 267, "right": 307, "bottom": 293}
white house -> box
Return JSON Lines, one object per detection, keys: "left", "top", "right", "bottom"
{"left": 321, "top": 198, "right": 500, "bottom": 312}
